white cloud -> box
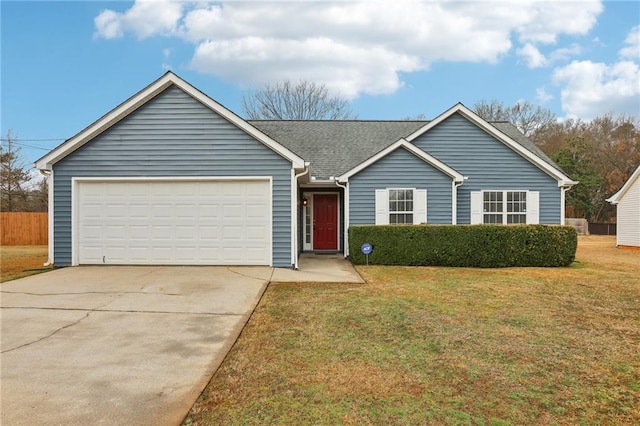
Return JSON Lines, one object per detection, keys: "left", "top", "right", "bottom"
{"left": 191, "top": 36, "right": 420, "bottom": 97}
{"left": 514, "top": 0, "right": 603, "bottom": 44}
{"left": 536, "top": 87, "right": 553, "bottom": 104}
{"left": 619, "top": 25, "right": 640, "bottom": 60}
{"left": 517, "top": 43, "right": 547, "bottom": 68}
{"left": 94, "top": 0, "right": 184, "bottom": 40}
{"left": 94, "top": 0, "right": 605, "bottom": 98}
{"left": 552, "top": 26, "right": 640, "bottom": 119}
{"left": 553, "top": 60, "right": 640, "bottom": 119}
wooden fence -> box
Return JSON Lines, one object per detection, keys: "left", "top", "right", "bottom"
{"left": 1, "top": 212, "right": 48, "bottom": 245}
{"left": 589, "top": 222, "right": 617, "bottom": 236}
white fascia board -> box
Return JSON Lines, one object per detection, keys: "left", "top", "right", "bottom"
{"left": 35, "top": 72, "right": 305, "bottom": 170}
{"left": 337, "top": 138, "right": 464, "bottom": 183}
{"left": 405, "top": 103, "right": 577, "bottom": 187}
{"left": 607, "top": 164, "right": 640, "bottom": 204}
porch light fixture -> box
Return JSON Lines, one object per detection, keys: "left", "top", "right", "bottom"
{"left": 302, "top": 198, "right": 308, "bottom": 206}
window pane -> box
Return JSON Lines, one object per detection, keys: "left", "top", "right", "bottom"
{"left": 483, "top": 214, "right": 502, "bottom": 224}
{"left": 507, "top": 214, "right": 526, "bottom": 224}
{"left": 388, "top": 189, "right": 414, "bottom": 224}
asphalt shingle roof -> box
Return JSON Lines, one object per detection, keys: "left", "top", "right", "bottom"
{"left": 250, "top": 119, "right": 564, "bottom": 179}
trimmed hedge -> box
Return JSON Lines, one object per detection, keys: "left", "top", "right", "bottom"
{"left": 349, "top": 225, "right": 577, "bottom": 267}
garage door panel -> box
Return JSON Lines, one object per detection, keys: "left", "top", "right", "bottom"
{"left": 77, "top": 180, "right": 271, "bottom": 265}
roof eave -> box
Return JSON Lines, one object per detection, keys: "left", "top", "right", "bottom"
{"left": 607, "top": 165, "right": 640, "bottom": 204}
{"left": 337, "top": 138, "right": 464, "bottom": 183}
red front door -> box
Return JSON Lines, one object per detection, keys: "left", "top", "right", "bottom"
{"left": 313, "top": 194, "right": 338, "bottom": 250}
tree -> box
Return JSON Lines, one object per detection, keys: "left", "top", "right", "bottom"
{"left": 242, "top": 80, "right": 356, "bottom": 120}
{"left": 1, "top": 130, "right": 31, "bottom": 211}
{"left": 537, "top": 114, "right": 640, "bottom": 222}
{"left": 551, "top": 137, "right": 603, "bottom": 220}
{"left": 473, "top": 99, "right": 556, "bottom": 140}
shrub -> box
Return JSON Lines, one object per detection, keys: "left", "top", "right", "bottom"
{"left": 348, "top": 225, "right": 577, "bottom": 267}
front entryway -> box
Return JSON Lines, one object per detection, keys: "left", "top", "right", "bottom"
{"left": 313, "top": 193, "right": 338, "bottom": 250}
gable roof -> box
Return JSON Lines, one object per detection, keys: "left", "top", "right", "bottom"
{"left": 251, "top": 114, "right": 572, "bottom": 184}
{"left": 337, "top": 138, "right": 464, "bottom": 183}
{"left": 35, "top": 72, "right": 305, "bottom": 170}
{"left": 405, "top": 103, "right": 577, "bottom": 186}
{"left": 250, "top": 120, "right": 423, "bottom": 179}
{"left": 607, "top": 165, "right": 640, "bottom": 204}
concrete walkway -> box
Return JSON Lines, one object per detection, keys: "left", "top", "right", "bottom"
{"left": 272, "top": 253, "right": 364, "bottom": 283}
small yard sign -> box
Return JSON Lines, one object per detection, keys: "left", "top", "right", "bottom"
{"left": 361, "top": 242, "right": 373, "bottom": 265}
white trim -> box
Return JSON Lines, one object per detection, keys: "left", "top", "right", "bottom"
{"left": 337, "top": 138, "right": 464, "bottom": 183}
{"left": 404, "top": 103, "right": 577, "bottom": 187}
{"left": 35, "top": 72, "right": 305, "bottom": 171}
{"left": 607, "top": 165, "right": 640, "bottom": 204}
{"left": 291, "top": 168, "right": 296, "bottom": 268}
{"left": 71, "top": 176, "right": 273, "bottom": 266}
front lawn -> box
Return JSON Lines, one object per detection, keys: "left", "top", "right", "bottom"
{"left": 185, "top": 236, "right": 639, "bottom": 425}
{"left": 1, "top": 245, "right": 51, "bottom": 282}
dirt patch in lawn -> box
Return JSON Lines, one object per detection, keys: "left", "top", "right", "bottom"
{"left": 1, "top": 245, "right": 51, "bottom": 282}
{"left": 185, "top": 236, "right": 639, "bottom": 425}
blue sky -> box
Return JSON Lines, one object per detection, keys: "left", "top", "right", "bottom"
{"left": 2, "top": 0, "right": 639, "bottom": 168}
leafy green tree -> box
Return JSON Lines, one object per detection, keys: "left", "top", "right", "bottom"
{"left": 551, "top": 138, "right": 602, "bottom": 220}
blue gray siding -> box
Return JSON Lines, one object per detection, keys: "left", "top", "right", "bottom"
{"left": 53, "top": 85, "right": 293, "bottom": 267}
{"left": 349, "top": 147, "right": 453, "bottom": 224}
{"left": 413, "top": 113, "right": 561, "bottom": 224}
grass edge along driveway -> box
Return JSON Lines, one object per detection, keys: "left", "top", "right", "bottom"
{"left": 185, "top": 236, "right": 639, "bottom": 425}
{"left": 1, "top": 245, "right": 51, "bottom": 282}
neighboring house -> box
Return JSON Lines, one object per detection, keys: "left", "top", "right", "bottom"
{"left": 35, "top": 72, "right": 577, "bottom": 268}
{"left": 607, "top": 165, "right": 640, "bottom": 248}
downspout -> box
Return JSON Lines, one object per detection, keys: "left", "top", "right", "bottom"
{"left": 292, "top": 163, "right": 310, "bottom": 270}
{"left": 560, "top": 185, "right": 572, "bottom": 226}
{"left": 334, "top": 179, "right": 349, "bottom": 257}
{"left": 452, "top": 178, "right": 467, "bottom": 225}
{"left": 40, "top": 168, "right": 54, "bottom": 267}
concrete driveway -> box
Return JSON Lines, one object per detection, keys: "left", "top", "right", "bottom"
{"left": 0, "top": 266, "right": 271, "bottom": 425}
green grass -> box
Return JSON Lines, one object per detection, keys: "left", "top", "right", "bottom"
{"left": 1, "top": 245, "right": 51, "bottom": 282}
{"left": 185, "top": 236, "right": 640, "bottom": 425}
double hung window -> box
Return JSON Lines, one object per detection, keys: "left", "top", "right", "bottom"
{"left": 482, "top": 191, "right": 528, "bottom": 224}
{"left": 389, "top": 189, "right": 413, "bottom": 224}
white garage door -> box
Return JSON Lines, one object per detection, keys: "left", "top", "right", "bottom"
{"left": 76, "top": 179, "right": 271, "bottom": 265}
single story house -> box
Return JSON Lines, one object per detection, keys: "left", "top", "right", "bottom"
{"left": 607, "top": 165, "right": 640, "bottom": 248}
{"left": 35, "top": 72, "right": 577, "bottom": 268}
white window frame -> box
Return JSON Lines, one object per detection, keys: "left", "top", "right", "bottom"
{"left": 471, "top": 190, "right": 539, "bottom": 225}
{"left": 375, "top": 188, "right": 427, "bottom": 225}
{"left": 389, "top": 188, "right": 414, "bottom": 224}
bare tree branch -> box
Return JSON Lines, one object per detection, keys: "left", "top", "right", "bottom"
{"left": 242, "top": 80, "right": 357, "bottom": 120}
